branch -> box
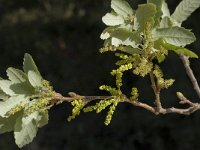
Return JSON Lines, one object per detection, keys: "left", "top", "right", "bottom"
{"left": 180, "top": 54, "right": 200, "bottom": 98}
{"left": 51, "top": 91, "right": 200, "bottom": 116}
{"left": 149, "top": 71, "right": 162, "bottom": 112}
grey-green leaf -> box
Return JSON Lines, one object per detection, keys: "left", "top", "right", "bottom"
{"left": 163, "top": 42, "right": 198, "bottom": 58}
{"left": 14, "top": 112, "right": 39, "bottom": 148}
{"left": 147, "top": 0, "right": 163, "bottom": 27}
{"left": 37, "top": 111, "right": 49, "bottom": 128}
{"left": 0, "top": 89, "right": 9, "bottom": 100}
{"left": 152, "top": 27, "right": 196, "bottom": 46}
{"left": 135, "top": 3, "right": 157, "bottom": 31}
{"left": 28, "top": 71, "right": 43, "bottom": 88}
{"left": 0, "top": 112, "right": 21, "bottom": 134}
{"left": 111, "top": 0, "right": 134, "bottom": 18}
{"left": 171, "top": 0, "right": 200, "bottom": 24}
{"left": 23, "top": 53, "right": 41, "bottom": 76}
{"left": 161, "top": 0, "right": 170, "bottom": 17}
{"left": 159, "top": 16, "right": 173, "bottom": 28}
{"left": 7, "top": 68, "right": 27, "bottom": 84}
{"left": 110, "top": 29, "right": 141, "bottom": 47}
{"left": 102, "top": 13, "right": 124, "bottom": 26}
{"left": 0, "top": 95, "right": 28, "bottom": 117}
{"left": 0, "top": 80, "right": 15, "bottom": 96}
{"left": 100, "top": 27, "right": 116, "bottom": 40}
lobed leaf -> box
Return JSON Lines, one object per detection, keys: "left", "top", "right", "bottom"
{"left": 161, "top": 0, "right": 170, "bottom": 17}
{"left": 110, "top": 29, "right": 141, "bottom": 47}
{"left": 147, "top": 0, "right": 163, "bottom": 27}
{"left": 28, "top": 71, "right": 43, "bottom": 88}
{"left": 0, "top": 80, "right": 15, "bottom": 96}
{"left": 163, "top": 42, "right": 198, "bottom": 58}
{"left": 111, "top": 0, "right": 134, "bottom": 18}
{"left": 0, "top": 112, "right": 21, "bottom": 134}
{"left": 23, "top": 53, "right": 41, "bottom": 76}
{"left": 102, "top": 13, "right": 124, "bottom": 26}
{"left": 135, "top": 3, "right": 157, "bottom": 31}
{"left": 152, "top": 27, "right": 196, "bottom": 46}
{"left": 7, "top": 68, "right": 27, "bottom": 84}
{"left": 171, "top": 0, "right": 200, "bottom": 24}
{"left": 0, "top": 95, "right": 28, "bottom": 117}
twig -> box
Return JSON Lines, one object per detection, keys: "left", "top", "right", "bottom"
{"left": 51, "top": 91, "right": 200, "bottom": 116}
{"left": 180, "top": 54, "right": 200, "bottom": 98}
{"left": 149, "top": 71, "right": 162, "bottom": 112}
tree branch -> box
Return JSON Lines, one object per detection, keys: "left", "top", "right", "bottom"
{"left": 180, "top": 54, "right": 200, "bottom": 98}
{"left": 51, "top": 91, "right": 200, "bottom": 116}
{"left": 149, "top": 71, "right": 162, "bottom": 112}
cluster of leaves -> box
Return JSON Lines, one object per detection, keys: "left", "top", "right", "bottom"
{"left": 96, "top": 0, "right": 200, "bottom": 124}
{"left": 0, "top": 54, "right": 55, "bottom": 148}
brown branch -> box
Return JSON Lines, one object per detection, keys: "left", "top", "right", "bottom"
{"left": 180, "top": 54, "right": 200, "bottom": 98}
{"left": 149, "top": 71, "right": 162, "bottom": 112}
{"left": 51, "top": 91, "right": 200, "bottom": 116}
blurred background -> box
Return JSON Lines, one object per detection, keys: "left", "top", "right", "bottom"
{"left": 0, "top": 0, "right": 200, "bottom": 150}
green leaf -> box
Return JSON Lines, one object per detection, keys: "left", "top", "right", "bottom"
{"left": 0, "top": 80, "right": 15, "bottom": 96}
{"left": 14, "top": 111, "right": 48, "bottom": 148}
{"left": 100, "top": 27, "right": 115, "bottom": 40}
{"left": 28, "top": 71, "right": 43, "bottom": 88}
{"left": 163, "top": 42, "right": 198, "bottom": 58}
{"left": 147, "top": 0, "right": 163, "bottom": 26}
{"left": 111, "top": 0, "right": 134, "bottom": 18}
{"left": 161, "top": 0, "right": 170, "bottom": 17}
{"left": 37, "top": 111, "right": 49, "bottom": 128}
{"left": 102, "top": 13, "right": 124, "bottom": 26}
{"left": 110, "top": 29, "right": 141, "bottom": 47}
{"left": 135, "top": 3, "right": 157, "bottom": 31}
{"left": 0, "top": 89, "right": 9, "bottom": 100}
{"left": 23, "top": 53, "right": 41, "bottom": 76}
{"left": 7, "top": 68, "right": 27, "bottom": 84}
{"left": 159, "top": 16, "right": 173, "bottom": 28}
{"left": 171, "top": 0, "right": 200, "bottom": 24}
{"left": 14, "top": 112, "right": 38, "bottom": 148}
{"left": 10, "top": 82, "right": 35, "bottom": 96}
{"left": 0, "top": 112, "right": 21, "bottom": 134}
{"left": 152, "top": 27, "right": 196, "bottom": 46}
{"left": 0, "top": 95, "right": 28, "bottom": 117}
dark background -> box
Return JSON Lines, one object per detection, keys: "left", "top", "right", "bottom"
{"left": 0, "top": 0, "right": 200, "bottom": 150}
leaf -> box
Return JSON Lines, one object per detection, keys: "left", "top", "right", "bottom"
{"left": 147, "top": 0, "right": 163, "bottom": 27}
{"left": 14, "top": 111, "right": 48, "bottom": 148}
{"left": 161, "top": 0, "right": 170, "bottom": 17}
{"left": 163, "top": 42, "right": 198, "bottom": 58}
{"left": 152, "top": 27, "right": 196, "bottom": 46}
{"left": 135, "top": 3, "right": 157, "bottom": 31}
{"left": 100, "top": 27, "right": 116, "bottom": 40}
{"left": 0, "top": 95, "right": 28, "bottom": 117}
{"left": 0, "top": 89, "right": 9, "bottom": 100}
{"left": 171, "top": 0, "right": 200, "bottom": 24}
{"left": 28, "top": 71, "right": 43, "bottom": 88}
{"left": 102, "top": 13, "right": 124, "bottom": 26}
{"left": 23, "top": 53, "right": 41, "bottom": 76}
{"left": 0, "top": 112, "right": 21, "bottom": 134}
{"left": 159, "top": 16, "right": 173, "bottom": 28}
{"left": 14, "top": 112, "right": 38, "bottom": 148}
{"left": 0, "top": 80, "right": 15, "bottom": 96}
{"left": 111, "top": 0, "right": 134, "bottom": 18}
{"left": 10, "top": 82, "right": 35, "bottom": 96}
{"left": 7, "top": 68, "right": 27, "bottom": 84}
{"left": 110, "top": 29, "right": 141, "bottom": 47}
{"left": 37, "top": 111, "right": 49, "bottom": 128}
